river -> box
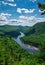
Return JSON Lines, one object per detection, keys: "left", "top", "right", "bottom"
{"left": 13, "top": 32, "right": 39, "bottom": 53}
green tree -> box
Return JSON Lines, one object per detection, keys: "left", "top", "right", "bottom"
{"left": 38, "top": 2, "right": 45, "bottom": 15}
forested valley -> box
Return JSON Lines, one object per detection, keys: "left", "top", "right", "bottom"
{"left": 0, "top": 22, "right": 45, "bottom": 65}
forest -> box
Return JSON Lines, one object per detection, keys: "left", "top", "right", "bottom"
{"left": 0, "top": 36, "right": 45, "bottom": 65}
{"left": 0, "top": 22, "right": 45, "bottom": 65}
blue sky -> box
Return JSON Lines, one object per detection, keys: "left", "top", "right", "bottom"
{"left": 0, "top": 0, "right": 45, "bottom": 26}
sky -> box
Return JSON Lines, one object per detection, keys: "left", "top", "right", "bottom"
{"left": 0, "top": 0, "right": 45, "bottom": 26}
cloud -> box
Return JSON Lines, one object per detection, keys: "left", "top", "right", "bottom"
{"left": 1, "top": 13, "right": 11, "bottom": 17}
{"left": 7, "top": 0, "right": 14, "bottom": 2}
{"left": 30, "top": 0, "right": 37, "bottom": 2}
{"left": 19, "top": 15, "right": 27, "bottom": 19}
{"left": 17, "top": 8, "right": 35, "bottom": 13}
{"left": 17, "top": 8, "right": 22, "bottom": 13}
{"left": 0, "top": 13, "right": 10, "bottom": 21}
{"left": 36, "top": 18, "right": 45, "bottom": 22}
{"left": 0, "top": 15, "right": 8, "bottom": 25}
{"left": 0, "top": 13, "right": 45, "bottom": 26}
{"left": 2, "top": 1, "right": 16, "bottom": 7}
{"left": 39, "top": 9, "right": 45, "bottom": 13}
{"left": 0, "top": 15, "right": 7, "bottom": 21}
{"left": 0, "top": 13, "right": 12, "bottom": 25}
{"left": 18, "top": 15, "right": 45, "bottom": 26}
{"left": 19, "top": 15, "right": 36, "bottom": 21}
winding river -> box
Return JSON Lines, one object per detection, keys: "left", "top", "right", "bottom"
{"left": 13, "top": 32, "right": 39, "bottom": 53}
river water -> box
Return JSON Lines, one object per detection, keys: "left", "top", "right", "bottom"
{"left": 13, "top": 32, "right": 39, "bottom": 53}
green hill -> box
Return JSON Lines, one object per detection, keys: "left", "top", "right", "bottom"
{"left": 21, "top": 22, "right": 45, "bottom": 65}
{"left": 0, "top": 25, "right": 30, "bottom": 37}
{"left": 21, "top": 22, "right": 45, "bottom": 49}
{"left": 0, "top": 23, "right": 45, "bottom": 65}
{"left": 0, "top": 25, "right": 20, "bottom": 37}
{"left": 0, "top": 36, "right": 45, "bottom": 65}
{"left": 23, "top": 22, "right": 45, "bottom": 35}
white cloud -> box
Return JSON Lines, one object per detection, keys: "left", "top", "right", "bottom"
{"left": 0, "top": 15, "right": 8, "bottom": 25}
{"left": 2, "top": 1, "right": 7, "bottom": 5}
{"left": 2, "top": 1, "right": 16, "bottom": 7}
{"left": 0, "top": 14, "right": 7, "bottom": 21}
{"left": 17, "top": 8, "right": 22, "bottom": 13}
{"left": 39, "top": 9, "right": 45, "bottom": 13}
{"left": 0, "top": 13, "right": 45, "bottom": 26}
{"left": 8, "top": 3, "right": 16, "bottom": 6}
{"left": 30, "top": 0, "right": 37, "bottom": 2}
{"left": 17, "top": 8, "right": 35, "bottom": 13}
{"left": 0, "top": 13, "right": 12, "bottom": 25}
{"left": 25, "top": 9, "right": 35, "bottom": 13}
{"left": 36, "top": 18, "right": 45, "bottom": 22}
{"left": 7, "top": 0, "right": 14, "bottom": 2}
{"left": 19, "top": 15, "right": 36, "bottom": 21}
{"left": 18, "top": 15, "right": 45, "bottom": 26}
{"left": 1, "top": 13, "right": 11, "bottom": 17}
{"left": 19, "top": 15, "right": 27, "bottom": 19}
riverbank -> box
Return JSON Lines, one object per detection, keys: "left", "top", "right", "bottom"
{"left": 13, "top": 32, "right": 39, "bottom": 53}
{"left": 25, "top": 44, "right": 39, "bottom": 50}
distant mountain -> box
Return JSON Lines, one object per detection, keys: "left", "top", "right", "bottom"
{"left": 0, "top": 25, "right": 30, "bottom": 37}
{"left": 0, "top": 25, "right": 20, "bottom": 37}
{"left": 0, "top": 25, "right": 30, "bottom": 32}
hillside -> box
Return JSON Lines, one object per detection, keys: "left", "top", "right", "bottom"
{"left": 21, "top": 22, "right": 45, "bottom": 53}
{"left": 0, "top": 25, "right": 30, "bottom": 37}
{"left": 23, "top": 22, "right": 45, "bottom": 35}
{"left": 0, "top": 25, "right": 20, "bottom": 37}
{"left": 0, "top": 36, "right": 45, "bottom": 65}
{"left": 0, "top": 22, "right": 45, "bottom": 65}
{"left": 21, "top": 22, "right": 45, "bottom": 46}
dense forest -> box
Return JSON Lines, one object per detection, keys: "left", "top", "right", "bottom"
{"left": 21, "top": 22, "right": 45, "bottom": 47}
{"left": 0, "top": 22, "right": 45, "bottom": 65}
{"left": 21, "top": 22, "right": 45, "bottom": 64}
{"left": 22, "top": 22, "right": 45, "bottom": 35}
{"left": 0, "top": 25, "right": 29, "bottom": 38}
{"left": 0, "top": 36, "right": 45, "bottom": 65}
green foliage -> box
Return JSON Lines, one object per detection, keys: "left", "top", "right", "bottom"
{"left": 38, "top": 2, "right": 45, "bottom": 10}
{"left": 21, "top": 34, "right": 45, "bottom": 49}
{"left": 21, "top": 22, "right": 45, "bottom": 65}
{"left": 0, "top": 25, "right": 30, "bottom": 38}
{"left": 0, "top": 22, "right": 45, "bottom": 65}
{"left": 0, "top": 36, "right": 45, "bottom": 65}
{"left": 38, "top": 2, "right": 45, "bottom": 15}
{"left": 0, "top": 25, "right": 20, "bottom": 37}
{"left": 23, "top": 22, "right": 45, "bottom": 35}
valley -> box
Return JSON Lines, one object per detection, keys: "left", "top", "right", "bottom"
{"left": 0, "top": 22, "right": 45, "bottom": 65}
